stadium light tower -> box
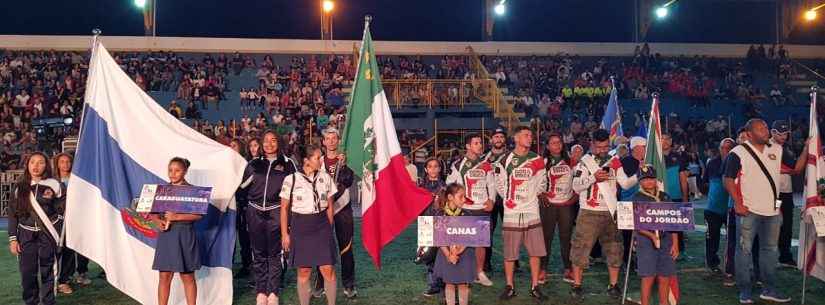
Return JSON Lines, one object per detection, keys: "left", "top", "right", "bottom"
{"left": 134, "top": 0, "right": 156, "bottom": 36}
{"left": 321, "top": 0, "right": 335, "bottom": 40}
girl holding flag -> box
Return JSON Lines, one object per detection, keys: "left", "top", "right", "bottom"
{"left": 8, "top": 152, "right": 63, "bottom": 305}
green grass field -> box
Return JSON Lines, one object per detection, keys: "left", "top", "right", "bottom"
{"left": 0, "top": 208, "right": 823, "bottom": 305}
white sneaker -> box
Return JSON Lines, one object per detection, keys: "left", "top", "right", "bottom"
{"left": 266, "top": 293, "right": 279, "bottom": 305}
{"left": 475, "top": 272, "right": 494, "bottom": 287}
{"left": 255, "top": 293, "right": 267, "bottom": 305}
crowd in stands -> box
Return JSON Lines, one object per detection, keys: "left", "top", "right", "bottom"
{"left": 0, "top": 45, "right": 817, "bottom": 175}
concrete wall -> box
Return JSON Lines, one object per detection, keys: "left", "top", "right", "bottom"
{"left": 2, "top": 35, "right": 825, "bottom": 58}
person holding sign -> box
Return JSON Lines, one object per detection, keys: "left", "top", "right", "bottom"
{"left": 150, "top": 157, "right": 202, "bottom": 305}
{"left": 723, "top": 119, "right": 791, "bottom": 304}
{"left": 633, "top": 165, "right": 679, "bottom": 305}
{"left": 446, "top": 133, "right": 496, "bottom": 287}
{"left": 8, "top": 152, "right": 63, "bottom": 305}
{"left": 569, "top": 129, "right": 637, "bottom": 299}
{"left": 493, "top": 126, "right": 548, "bottom": 301}
{"left": 418, "top": 158, "right": 447, "bottom": 297}
{"left": 433, "top": 183, "right": 476, "bottom": 305}
{"left": 280, "top": 145, "right": 338, "bottom": 305}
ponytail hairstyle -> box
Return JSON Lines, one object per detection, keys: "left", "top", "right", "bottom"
{"left": 297, "top": 144, "right": 322, "bottom": 170}
{"left": 169, "top": 157, "right": 191, "bottom": 172}
{"left": 435, "top": 183, "right": 465, "bottom": 212}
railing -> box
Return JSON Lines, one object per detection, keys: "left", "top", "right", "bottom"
{"left": 382, "top": 79, "right": 499, "bottom": 109}
{"left": 792, "top": 60, "right": 825, "bottom": 83}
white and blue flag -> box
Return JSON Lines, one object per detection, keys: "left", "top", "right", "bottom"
{"left": 65, "top": 41, "right": 245, "bottom": 305}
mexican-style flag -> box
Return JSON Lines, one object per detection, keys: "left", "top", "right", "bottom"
{"left": 340, "top": 19, "right": 433, "bottom": 268}
{"left": 644, "top": 94, "right": 666, "bottom": 191}
{"left": 643, "top": 94, "right": 680, "bottom": 303}
{"left": 799, "top": 88, "right": 825, "bottom": 282}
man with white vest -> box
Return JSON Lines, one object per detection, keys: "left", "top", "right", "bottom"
{"left": 446, "top": 133, "right": 497, "bottom": 287}
{"left": 723, "top": 119, "right": 791, "bottom": 304}
{"left": 569, "top": 129, "right": 636, "bottom": 299}
{"left": 312, "top": 128, "right": 357, "bottom": 299}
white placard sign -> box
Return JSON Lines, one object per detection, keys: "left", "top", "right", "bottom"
{"left": 617, "top": 201, "right": 635, "bottom": 230}
{"left": 808, "top": 206, "right": 825, "bottom": 237}
{"left": 418, "top": 216, "right": 434, "bottom": 247}
{"left": 135, "top": 184, "right": 158, "bottom": 213}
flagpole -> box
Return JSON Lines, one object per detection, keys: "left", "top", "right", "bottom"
{"left": 74, "top": 28, "right": 101, "bottom": 160}
{"left": 621, "top": 233, "right": 635, "bottom": 304}
{"left": 801, "top": 85, "right": 818, "bottom": 305}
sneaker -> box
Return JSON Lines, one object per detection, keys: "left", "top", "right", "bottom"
{"left": 778, "top": 259, "right": 797, "bottom": 268}
{"left": 607, "top": 284, "right": 621, "bottom": 299}
{"left": 739, "top": 292, "right": 754, "bottom": 304}
{"left": 475, "top": 272, "right": 494, "bottom": 287}
{"left": 343, "top": 287, "right": 358, "bottom": 299}
{"left": 723, "top": 274, "right": 736, "bottom": 287}
{"left": 74, "top": 273, "right": 92, "bottom": 286}
{"left": 759, "top": 290, "right": 791, "bottom": 303}
{"left": 562, "top": 270, "right": 575, "bottom": 284}
{"left": 570, "top": 285, "right": 584, "bottom": 299}
{"left": 311, "top": 287, "right": 324, "bottom": 298}
{"left": 422, "top": 287, "right": 441, "bottom": 297}
{"left": 499, "top": 285, "right": 516, "bottom": 300}
{"left": 58, "top": 283, "right": 74, "bottom": 294}
{"left": 530, "top": 286, "right": 548, "bottom": 301}
{"left": 709, "top": 267, "right": 722, "bottom": 275}
{"left": 537, "top": 271, "right": 547, "bottom": 285}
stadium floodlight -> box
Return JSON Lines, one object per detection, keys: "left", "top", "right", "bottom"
{"left": 322, "top": 0, "right": 334, "bottom": 13}
{"left": 494, "top": 3, "right": 506, "bottom": 16}
{"left": 656, "top": 7, "right": 669, "bottom": 19}
{"left": 806, "top": 9, "right": 818, "bottom": 21}
{"left": 134, "top": 0, "right": 146, "bottom": 9}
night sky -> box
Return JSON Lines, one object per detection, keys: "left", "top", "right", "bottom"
{"left": 2, "top": 0, "right": 821, "bottom": 44}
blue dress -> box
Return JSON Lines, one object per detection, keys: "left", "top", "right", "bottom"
{"left": 152, "top": 222, "right": 201, "bottom": 273}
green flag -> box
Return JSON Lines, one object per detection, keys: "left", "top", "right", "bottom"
{"left": 644, "top": 94, "right": 667, "bottom": 191}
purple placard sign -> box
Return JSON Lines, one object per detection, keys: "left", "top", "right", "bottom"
{"left": 633, "top": 202, "right": 694, "bottom": 232}
{"left": 150, "top": 185, "right": 212, "bottom": 215}
{"left": 432, "top": 216, "right": 490, "bottom": 247}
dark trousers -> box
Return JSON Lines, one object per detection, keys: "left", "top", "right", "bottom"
{"left": 314, "top": 204, "right": 356, "bottom": 290}
{"left": 777, "top": 192, "right": 795, "bottom": 262}
{"left": 247, "top": 207, "right": 284, "bottom": 295}
{"left": 725, "top": 209, "right": 759, "bottom": 277}
{"left": 236, "top": 204, "right": 252, "bottom": 270}
{"left": 485, "top": 196, "right": 505, "bottom": 271}
{"left": 704, "top": 210, "right": 725, "bottom": 269}
{"left": 539, "top": 204, "right": 575, "bottom": 271}
{"left": 426, "top": 260, "right": 444, "bottom": 291}
{"left": 18, "top": 229, "right": 57, "bottom": 305}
